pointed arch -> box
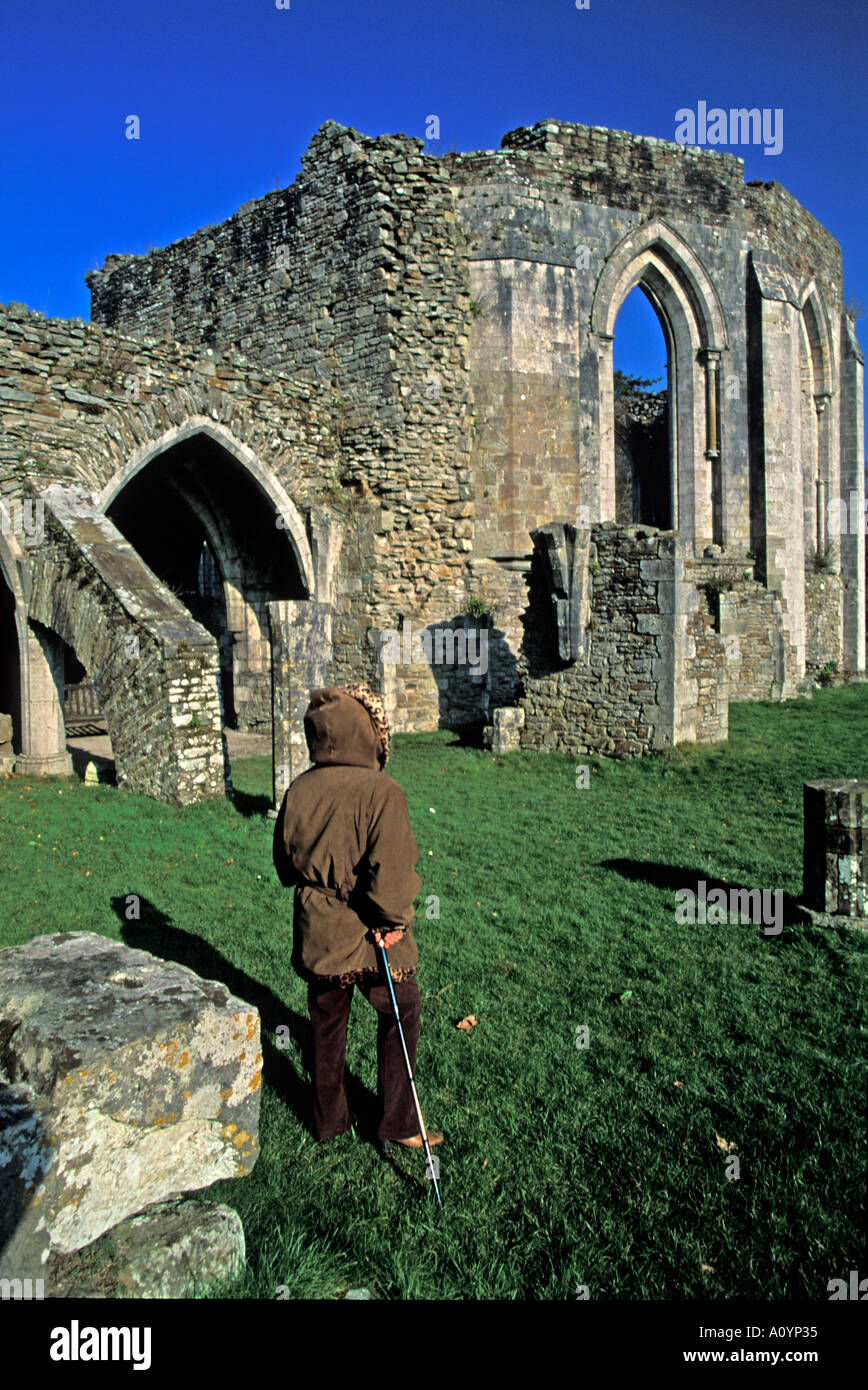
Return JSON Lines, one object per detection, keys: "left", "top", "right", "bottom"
{"left": 95, "top": 417, "right": 315, "bottom": 596}
{"left": 589, "top": 221, "right": 729, "bottom": 545}
{"left": 799, "top": 280, "right": 833, "bottom": 395}
{"left": 591, "top": 219, "right": 728, "bottom": 349}
{"left": 799, "top": 281, "right": 836, "bottom": 559}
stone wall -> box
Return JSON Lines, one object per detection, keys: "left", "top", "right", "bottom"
{"left": 690, "top": 558, "right": 794, "bottom": 703}
{"left": 0, "top": 115, "right": 863, "bottom": 801}
{"left": 516, "top": 523, "right": 726, "bottom": 757}
{"left": 85, "top": 122, "right": 476, "bottom": 636}
{"left": 81, "top": 117, "right": 863, "bottom": 718}
{"left": 804, "top": 567, "right": 844, "bottom": 679}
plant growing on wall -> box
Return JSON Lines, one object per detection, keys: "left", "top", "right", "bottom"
{"left": 817, "top": 660, "right": 838, "bottom": 686}
{"left": 467, "top": 596, "right": 489, "bottom": 620}
{"left": 811, "top": 548, "right": 835, "bottom": 573}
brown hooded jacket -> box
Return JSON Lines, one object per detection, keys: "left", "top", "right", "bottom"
{"left": 272, "top": 687, "right": 423, "bottom": 983}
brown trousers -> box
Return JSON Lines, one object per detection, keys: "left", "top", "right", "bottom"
{"left": 307, "top": 975, "right": 422, "bottom": 1141}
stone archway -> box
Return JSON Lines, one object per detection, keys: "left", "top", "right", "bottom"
{"left": 97, "top": 419, "right": 314, "bottom": 591}
{"left": 98, "top": 419, "right": 314, "bottom": 737}
{"left": 590, "top": 219, "right": 729, "bottom": 548}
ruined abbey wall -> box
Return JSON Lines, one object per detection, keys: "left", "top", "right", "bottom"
{"left": 1, "top": 117, "right": 864, "bottom": 800}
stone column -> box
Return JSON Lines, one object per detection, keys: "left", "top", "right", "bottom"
{"left": 759, "top": 296, "right": 805, "bottom": 690}
{"left": 803, "top": 779, "right": 867, "bottom": 919}
{"left": 815, "top": 477, "right": 826, "bottom": 555}
{"left": 814, "top": 391, "right": 832, "bottom": 558}
{"left": 268, "top": 599, "right": 333, "bottom": 808}
{"left": 14, "top": 620, "right": 72, "bottom": 777}
{"left": 702, "top": 349, "right": 723, "bottom": 546}
{"left": 840, "top": 316, "right": 865, "bottom": 675}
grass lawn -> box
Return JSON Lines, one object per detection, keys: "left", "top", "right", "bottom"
{"left": 1, "top": 686, "right": 865, "bottom": 1300}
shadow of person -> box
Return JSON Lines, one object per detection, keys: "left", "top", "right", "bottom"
{"left": 110, "top": 894, "right": 377, "bottom": 1139}
{"left": 228, "top": 786, "right": 274, "bottom": 818}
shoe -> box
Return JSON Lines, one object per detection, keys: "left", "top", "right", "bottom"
{"left": 393, "top": 1130, "right": 444, "bottom": 1149}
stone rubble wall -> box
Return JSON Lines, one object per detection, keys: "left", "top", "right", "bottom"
{"left": 517, "top": 523, "right": 727, "bottom": 757}
{"left": 804, "top": 568, "right": 845, "bottom": 680}
{"left": 85, "top": 120, "right": 477, "bottom": 646}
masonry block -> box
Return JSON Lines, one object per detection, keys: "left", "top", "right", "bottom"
{"left": 0, "top": 932, "right": 260, "bottom": 1281}
{"left": 802, "top": 779, "right": 868, "bottom": 917}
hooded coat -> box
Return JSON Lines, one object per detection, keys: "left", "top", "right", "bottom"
{"left": 272, "top": 687, "right": 423, "bottom": 984}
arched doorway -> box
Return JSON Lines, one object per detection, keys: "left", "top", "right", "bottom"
{"left": 613, "top": 285, "right": 672, "bottom": 529}
{"left": 105, "top": 431, "right": 306, "bottom": 735}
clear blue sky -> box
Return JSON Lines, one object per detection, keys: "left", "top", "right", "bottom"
{"left": 1, "top": 0, "right": 865, "bottom": 381}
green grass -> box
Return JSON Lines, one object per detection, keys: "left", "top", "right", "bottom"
{"left": 1, "top": 686, "right": 866, "bottom": 1300}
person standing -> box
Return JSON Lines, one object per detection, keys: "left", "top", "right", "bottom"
{"left": 273, "top": 682, "right": 443, "bottom": 1151}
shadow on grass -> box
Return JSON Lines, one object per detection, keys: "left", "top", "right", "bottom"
{"left": 111, "top": 894, "right": 383, "bottom": 1142}
{"left": 229, "top": 786, "right": 274, "bottom": 818}
{"left": 601, "top": 858, "right": 809, "bottom": 932}
{"left": 66, "top": 745, "right": 117, "bottom": 785}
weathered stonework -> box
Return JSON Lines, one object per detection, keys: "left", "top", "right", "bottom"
{"left": 0, "top": 932, "right": 260, "bottom": 1282}
{"left": 45, "top": 1197, "right": 246, "bottom": 1299}
{"left": 0, "top": 116, "right": 863, "bottom": 798}
{"left": 802, "top": 779, "right": 868, "bottom": 919}
{"left": 517, "top": 523, "right": 728, "bottom": 757}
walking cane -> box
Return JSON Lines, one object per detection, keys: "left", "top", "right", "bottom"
{"left": 376, "top": 939, "right": 443, "bottom": 1208}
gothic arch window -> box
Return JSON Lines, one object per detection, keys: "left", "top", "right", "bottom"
{"left": 612, "top": 285, "right": 672, "bottom": 529}
{"left": 799, "top": 284, "right": 834, "bottom": 562}
{"left": 590, "top": 220, "right": 728, "bottom": 547}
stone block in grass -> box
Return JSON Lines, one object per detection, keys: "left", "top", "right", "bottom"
{"left": 0, "top": 932, "right": 260, "bottom": 1280}
{"left": 45, "top": 1198, "right": 245, "bottom": 1298}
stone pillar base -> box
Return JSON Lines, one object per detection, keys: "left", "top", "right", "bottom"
{"left": 803, "top": 778, "right": 868, "bottom": 918}
{"left": 14, "top": 752, "right": 73, "bottom": 776}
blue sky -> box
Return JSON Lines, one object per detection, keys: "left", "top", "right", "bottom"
{"left": 1, "top": 0, "right": 865, "bottom": 380}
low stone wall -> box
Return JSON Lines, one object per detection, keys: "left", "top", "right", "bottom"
{"left": 684, "top": 599, "right": 729, "bottom": 744}
{"left": 688, "top": 556, "right": 795, "bottom": 702}
{"left": 511, "top": 523, "right": 737, "bottom": 757}
{"left": 518, "top": 524, "right": 672, "bottom": 756}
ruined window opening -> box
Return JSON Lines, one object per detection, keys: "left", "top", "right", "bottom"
{"left": 612, "top": 285, "right": 672, "bottom": 529}
{"left": 62, "top": 640, "right": 104, "bottom": 730}
{"left": 800, "top": 293, "right": 833, "bottom": 567}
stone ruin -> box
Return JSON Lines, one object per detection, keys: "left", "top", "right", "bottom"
{"left": 0, "top": 116, "right": 862, "bottom": 805}
{"left": 0, "top": 933, "right": 260, "bottom": 1297}
{"left": 802, "top": 779, "right": 868, "bottom": 924}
